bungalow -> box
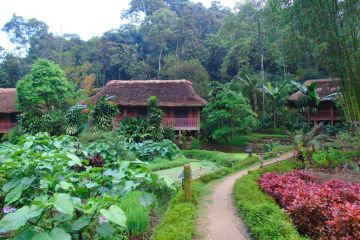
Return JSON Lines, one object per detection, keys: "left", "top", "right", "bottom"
{"left": 288, "top": 78, "right": 343, "bottom": 125}
{"left": 91, "top": 80, "right": 208, "bottom": 132}
{"left": 0, "top": 88, "right": 19, "bottom": 134}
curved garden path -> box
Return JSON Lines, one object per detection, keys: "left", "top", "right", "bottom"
{"left": 197, "top": 151, "right": 296, "bottom": 240}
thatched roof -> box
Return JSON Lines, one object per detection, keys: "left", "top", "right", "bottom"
{"left": 0, "top": 88, "right": 18, "bottom": 113}
{"left": 91, "top": 80, "right": 208, "bottom": 107}
{"left": 288, "top": 78, "right": 341, "bottom": 101}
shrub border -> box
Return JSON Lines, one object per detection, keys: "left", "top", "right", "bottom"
{"left": 233, "top": 159, "right": 308, "bottom": 240}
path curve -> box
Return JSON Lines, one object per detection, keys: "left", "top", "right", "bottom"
{"left": 197, "top": 151, "right": 296, "bottom": 240}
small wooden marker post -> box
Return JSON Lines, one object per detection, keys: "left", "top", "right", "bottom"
{"left": 260, "top": 153, "right": 264, "bottom": 174}
{"left": 184, "top": 164, "right": 192, "bottom": 202}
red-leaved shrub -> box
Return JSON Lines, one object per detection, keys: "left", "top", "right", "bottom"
{"left": 259, "top": 170, "right": 360, "bottom": 239}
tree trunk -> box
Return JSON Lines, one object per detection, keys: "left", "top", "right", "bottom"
{"left": 273, "top": 103, "right": 277, "bottom": 128}
{"left": 158, "top": 48, "right": 163, "bottom": 79}
{"left": 252, "top": 89, "right": 258, "bottom": 115}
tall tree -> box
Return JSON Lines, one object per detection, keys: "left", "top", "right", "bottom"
{"left": 277, "top": 0, "right": 360, "bottom": 122}
{"left": 2, "top": 14, "right": 49, "bottom": 54}
{"left": 16, "top": 59, "right": 75, "bottom": 111}
{"left": 141, "top": 8, "right": 179, "bottom": 78}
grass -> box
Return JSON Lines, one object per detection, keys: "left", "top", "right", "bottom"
{"left": 156, "top": 161, "right": 217, "bottom": 182}
{"left": 151, "top": 182, "right": 209, "bottom": 240}
{"left": 182, "top": 149, "right": 249, "bottom": 167}
{"left": 146, "top": 156, "right": 191, "bottom": 171}
{"left": 217, "top": 133, "right": 289, "bottom": 147}
{"left": 233, "top": 159, "right": 307, "bottom": 240}
{"left": 197, "top": 156, "right": 259, "bottom": 183}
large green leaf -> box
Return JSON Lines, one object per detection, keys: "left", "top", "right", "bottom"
{"left": 96, "top": 223, "right": 115, "bottom": 237}
{"left": 50, "top": 228, "right": 71, "bottom": 240}
{"left": 2, "top": 178, "right": 20, "bottom": 192}
{"left": 31, "top": 232, "right": 52, "bottom": 240}
{"left": 5, "top": 184, "right": 25, "bottom": 205}
{"left": 66, "top": 153, "right": 82, "bottom": 166}
{"left": 71, "top": 216, "right": 90, "bottom": 231}
{"left": 53, "top": 193, "right": 74, "bottom": 216}
{"left": 0, "top": 206, "right": 30, "bottom": 233}
{"left": 100, "top": 205, "right": 126, "bottom": 228}
{"left": 139, "top": 192, "right": 154, "bottom": 207}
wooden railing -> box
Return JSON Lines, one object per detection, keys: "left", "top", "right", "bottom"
{"left": 0, "top": 123, "right": 18, "bottom": 133}
{"left": 162, "top": 118, "right": 199, "bottom": 130}
{"left": 307, "top": 109, "right": 342, "bottom": 121}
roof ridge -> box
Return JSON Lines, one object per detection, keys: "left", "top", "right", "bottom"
{"left": 106, "top": 79, "right": 192, "bottom": 85}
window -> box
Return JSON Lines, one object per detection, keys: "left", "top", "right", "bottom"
{"left": 174, "top": 108, "right": 189, "bottom": 118}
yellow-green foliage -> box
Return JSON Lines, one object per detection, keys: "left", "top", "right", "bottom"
{"left": 151, "top": 182, "right": 208, "bottom": 240}
{"left": 233, "top": 160, "right": 307, "bottom": 240}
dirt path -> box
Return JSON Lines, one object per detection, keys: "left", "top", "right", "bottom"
{"left": 196, "top": 151, "right": 296, "bottom": 240}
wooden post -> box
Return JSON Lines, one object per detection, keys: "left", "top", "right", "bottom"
{"left": 184, "top": 164, "right": 192, "bottom": 202}
{"left": 260, "top": 154, "right": 264, "bottom": 174}
{"left": 330, "top": 104, "right": 334, "bottom": 125}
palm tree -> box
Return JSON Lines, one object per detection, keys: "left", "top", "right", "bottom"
{"left": 291, "top": 80, "right": 320, "bottom": 113}
{"left": 263, "top": 81, "right": 288, "bottom": 128}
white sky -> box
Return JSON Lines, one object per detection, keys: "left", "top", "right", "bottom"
{"left": 0, "top": 0, "right": 239, "bottom": 51}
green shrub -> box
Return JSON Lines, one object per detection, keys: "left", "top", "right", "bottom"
{"left": 127, "top": 140, "right": 181, "bottom": 161}
{"left": 90, "top": 96, "right": 120, "bottom": 132}
{"left": 233, "top": 160, "right": 306, "bottom": 240}
{"left": 120, "top": 191, "right": 150, "bottom": 237}
{"left": 312, "top": 148, "right": 359, "bottom": 168}
{"left": 191, "top": 137, "right": 201, "bottom": 149}
{"left": 216, "top": 133, "right": 289, "bottom": 147}
{"left": 80, "top": 131, "right": 136, "bottom": 162}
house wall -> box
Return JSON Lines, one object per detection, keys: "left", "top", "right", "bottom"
{"left": 114, "top": 106, "right": 201, "bottom": 131}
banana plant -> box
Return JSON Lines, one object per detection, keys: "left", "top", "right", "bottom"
{"left": 291, "top": 80, "right": 320, "bottom": 113}
{"left": 239, "top": 73, "right": 263, "bottom": 115}
{"left": 263, "top": 81, "right": 288, "bottom": 128}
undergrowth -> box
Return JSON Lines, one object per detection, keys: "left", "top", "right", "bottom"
{"left": 233, "top": 160, "right": 307, "bottom": 240}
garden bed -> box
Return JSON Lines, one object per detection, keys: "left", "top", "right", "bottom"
{"left": 233, "top": 160, "right": 306, "bottom": 240}
{"left": 260, "top": 169, "right": 360, "bottom": 239}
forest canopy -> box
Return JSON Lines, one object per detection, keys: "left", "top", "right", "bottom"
{"left": 0, "top": 0, "right": 359, "bottom": 121}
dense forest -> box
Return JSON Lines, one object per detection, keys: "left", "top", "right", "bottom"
{"left": 0, "top": 0, "right": 359, "bottom": 121}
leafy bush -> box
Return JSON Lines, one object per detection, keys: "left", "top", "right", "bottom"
{"left": 312, "top": 148, "right": 359, "bottom": 168}
{"left": 202, "top": 88, "right": 258, "bottom": 141}
{"left": 18, "top": 109, "right": 65, "bottom": 135}
{"left": 234, "top": 160, "right": 305, "bottom": 240}
{"left": 262, "top": 140, "right": 280, "bottom": 153}
{"left": 0, "top": 133, "right": 174, "bottom": 239}
{"left": 119, "top": 117, "right": 153, "bottom": 143}
{"left": 64, "top": 105, "right": 88, "bottom": 135}
{"left": 80, "top": 131, "right": 136, "bottom": 163}
{"left": 127, "top": 140, "right": 180, "bottom": 161}
{"left": 259, "top": 170, "right": 360, "bottom": 239}
{"left": 90, "top": 96, "right": 120, "bottom": 132}
{"left": 118, "top": 96, "right": 169, "bottom": 143}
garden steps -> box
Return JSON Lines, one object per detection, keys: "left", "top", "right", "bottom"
{"left": 196, "top": 151, "right": 296, "bottom": 240}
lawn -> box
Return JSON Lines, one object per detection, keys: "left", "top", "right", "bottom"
{"left": 156, "top": 160, "right": 217, "bottom": 182}
{"left": 182, "top": 149, "right": 249, "bottom": 167}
